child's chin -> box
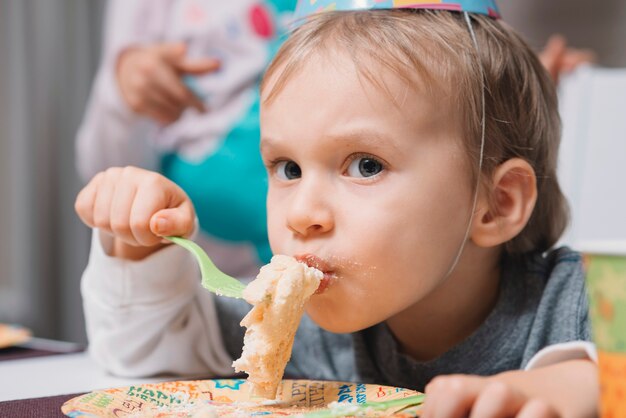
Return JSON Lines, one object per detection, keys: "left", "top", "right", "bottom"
{"left": 305, "top": 305, "right": 378, "bottom": 334}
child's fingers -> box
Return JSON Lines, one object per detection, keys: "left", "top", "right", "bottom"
{"left": 468, "top": 381, "right": 526, "bottom": 418}
{"left": 128, "top": 183, "right": 170, "bottom": 247}
{"left": 74, "top": 172, "right": 103, "bottom": 227}
{"left": 150, "top": 200, "right": 195, "bottom": 238}
{"left": 75, "top": 167, "right": 192, "bottom": 248}
{"left": 516, "top": 399, "right": 558, "bottom": 418}
{"left": 422, "top": 380, "right": 443, "bottom": 418}
{"left": 422, "top": 375, "right": 485, "bottom": 418}
{"left": 92, "top": 170, "right": 119, "bottom": 235}
{"left": 109, "top": 181, "right": 138, "bottom": 246}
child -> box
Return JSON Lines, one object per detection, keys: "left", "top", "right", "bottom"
{"left": 75, "top": 1, "right": 599, "bottom": 416}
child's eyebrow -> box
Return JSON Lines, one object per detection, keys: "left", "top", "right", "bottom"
{"left": 325, "top": 129, "right": 402, "bottom": 153}
{"left": 261, "top": 129, "right": 402, "bottom": 154}
{"left": 260, "top": 137, "right": 280, "bottom": 154}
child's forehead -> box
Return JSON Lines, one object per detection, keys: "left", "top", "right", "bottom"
{"left": 261, "top": 10, "right": 474, "bottom": 95}
{"left": 260, "top": 11, "right": 478, "bottom": 142}
{"left": 262, "top": 44, "right": 452, "bottom": 110}
{"left": 261, "top": 51, "right": 464, "bottom": 151}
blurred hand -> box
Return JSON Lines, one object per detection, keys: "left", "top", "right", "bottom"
{"left": 421, "top": 375, "right": 558, "bottom": 418}
{"left": 116, "top": 42, "right": 220, "bottom": 125}
{"left": 75, "top": 166, "right": 196, "bottom": 259}
{"left": 539, "top": 35, "right": 596, "bottom": 84}
{"left": 420, "top": 360, "right": 598, "bottom": 418}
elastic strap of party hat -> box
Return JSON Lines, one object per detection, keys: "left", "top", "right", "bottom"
{"left": 442, "top": 11, "right": 487, "bottom": 279}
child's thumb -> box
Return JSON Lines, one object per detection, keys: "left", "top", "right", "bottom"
{"left": 150, "top": 206, "right": 195, "bottom": 238}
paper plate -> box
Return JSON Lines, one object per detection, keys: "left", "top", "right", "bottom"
{"left": 0, "top": 323, "right": 31, "bottom": 349}
{"left": 61, "top": 379, "right": 423, "bottom": 417}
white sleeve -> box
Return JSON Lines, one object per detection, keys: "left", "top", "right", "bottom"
{"left": 75, "top": 0, "right": 163, "bottom": 182}
{"left": 525, "top": 341, "right": 598, "bottom": 370}
{"left": 81, "top": 229, "right": 235, "bottom": 378}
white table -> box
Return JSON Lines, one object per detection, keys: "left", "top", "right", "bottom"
{"left": 0, "top": 352, "right": 169, "bottom": 401}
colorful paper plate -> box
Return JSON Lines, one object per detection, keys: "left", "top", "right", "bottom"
{"left": 62, "top": 379, "right": 423, "bottom": 417}
{"left": 0, "top": 323, "right": 31, "bottom": 349}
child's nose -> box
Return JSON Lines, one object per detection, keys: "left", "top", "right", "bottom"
{"left": 286, "top": 181, "right": 334, "bottom": 238}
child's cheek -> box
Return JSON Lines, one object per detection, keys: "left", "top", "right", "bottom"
{"left": 266, "top": 203, "right": 286, "bottom": 254}
{"left": 267, "top": 228, "right": 281, "bottom": 255}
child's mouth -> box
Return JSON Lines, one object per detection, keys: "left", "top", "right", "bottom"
{"left": 294, "top": 254, "right": 335, "bottom": 294}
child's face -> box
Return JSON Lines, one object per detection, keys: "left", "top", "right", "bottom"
{"left": 261, "top": 52, "right": 476, "bottom": 333}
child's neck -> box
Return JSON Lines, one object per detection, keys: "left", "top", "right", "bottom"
{"left": 385, "top": 245, "right": 502, "bottom": 362}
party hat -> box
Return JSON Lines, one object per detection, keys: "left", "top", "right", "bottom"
{"left": 294, "top": 0, "right": 500, "bottom": 21}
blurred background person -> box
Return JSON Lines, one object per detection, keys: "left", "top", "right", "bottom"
{"left": 76, "top": 0, "right": 296, "bottom": 279}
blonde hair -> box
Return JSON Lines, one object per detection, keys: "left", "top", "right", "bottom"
{"left": 261, "top": 10, "right": 568, "bottom": 256}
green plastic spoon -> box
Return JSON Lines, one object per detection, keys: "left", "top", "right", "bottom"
{"left": 165, "top": 236, "right": 245, "bottom": 299}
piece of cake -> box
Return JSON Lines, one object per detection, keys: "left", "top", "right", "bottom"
{"left": 232, "top": 255, "right": 322, "bottom": 399}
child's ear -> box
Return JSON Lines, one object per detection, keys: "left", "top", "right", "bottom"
{"left": 470, "top": 158, "right": 537, "bottom": 248}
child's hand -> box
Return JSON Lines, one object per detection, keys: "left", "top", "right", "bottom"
{"left": 116, "top": 42, "right": 220, "bottom": 124}
{"left": 421, "top": 360, "right": 598, "bottom": 418}
{"left": 75, "top": 166, "right": 196, "bottom": 259}
{"left": 422, "top": 375, "right": 558, "bottom": 418}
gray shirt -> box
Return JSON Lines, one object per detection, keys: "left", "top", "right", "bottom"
{"left": 215, "top": 247, "right": 590, "bottom": 392}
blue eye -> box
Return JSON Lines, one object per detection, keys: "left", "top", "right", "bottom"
{"left": 275, "top": 160, "right": 301, "bottom": 180}
{"left": 347, "top": 157, "right": 384, "bottom": 178}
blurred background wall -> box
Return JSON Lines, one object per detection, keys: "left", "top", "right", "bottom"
{"left": 501, "top": 0, "right": 626, "bottom": 67}
{"left": 0, "top": 0, "right": 105, "bottom": 343}
{"left": 0, "top": 0, "right": 624, "bottom": 345}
